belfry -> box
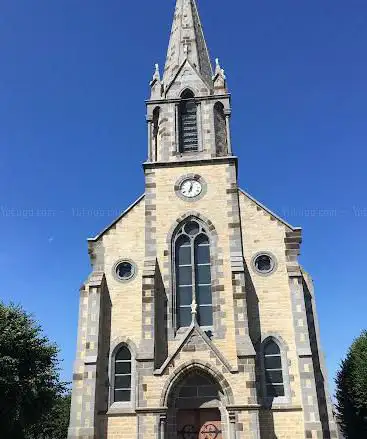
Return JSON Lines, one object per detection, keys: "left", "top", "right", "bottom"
{"left": 68, "top": 1, "right": 339, "bottom": 438}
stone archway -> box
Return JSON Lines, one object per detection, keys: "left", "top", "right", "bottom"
{"left": 165, "top": 366, "right": 231, "bottom": 439}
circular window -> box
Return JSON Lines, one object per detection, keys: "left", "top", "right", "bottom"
{"left": 184, "top": 221, "right": 200, "bottom": 236}
{"left": 113, "top": 260, "right": 137, "bottom": 282}
{"left": 252, "top": 252, "right": 277, "bottom": 275}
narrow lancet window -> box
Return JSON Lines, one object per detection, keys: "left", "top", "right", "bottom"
{"left": 179, "top": 90, "right": 198, "bottom": 152}
{"left": 195, "top": 234, "right": 212, "bottom": 326}
{"left": 152, "top": 107, "right": 160, "bottom": 161}
{"left": 176, "top": 234, "right": 193, "bottom": 328}
{"left": 214, "top": 102, "right": 227, "bottom": 156}
{"left": 174, "top": 219, "right": 213, "bottom": 329}
{"left": 264, "top": 340, "right": 285, "bottom": 397}
{"left": 114, "top": 346, "right": 132, "bottom": 402}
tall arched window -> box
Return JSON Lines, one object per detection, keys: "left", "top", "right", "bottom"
{"left": 179, "top": 90, "right": 198, "bottom": 153}
{"left": 114, "top": 346, "right": 132, "bottom": 402}
{"left": 214, "top": 102, "right": 227, "bottom": 156}
{"left": 264, "top": 340, "right": 285, "bottom": 397}
{"left": 152, "top": 107, "right": 160, "bottom": 161}
{"left": 174, "top": 219, "right": 213, "bottom": 329}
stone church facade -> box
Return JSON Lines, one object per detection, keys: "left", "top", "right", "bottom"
{"left": 68, "top": 1, "right": 339, "bottom": 438}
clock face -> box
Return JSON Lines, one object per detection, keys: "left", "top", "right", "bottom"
{"left": 180, "top": 179, "right": 202, "bottom": 198}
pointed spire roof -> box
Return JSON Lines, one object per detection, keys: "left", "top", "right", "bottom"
{"left": 163, "top": 0, "right": 213, "bottom": 88}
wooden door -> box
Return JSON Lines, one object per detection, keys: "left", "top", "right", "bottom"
{"left": 177, "top": 409, "right": 222, "bottom": 439}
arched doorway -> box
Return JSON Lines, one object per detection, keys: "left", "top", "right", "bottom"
{"left": 166, "top": 368, "right": 227, "bottom": 439}
{"left": 177, "top": 407, "right": 221, "bottom": 439}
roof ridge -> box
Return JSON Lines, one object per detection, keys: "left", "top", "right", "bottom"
{"left": 87, "top": 193, "right": 145, "bottom": 242}
{"left": 239, "top": 188, "right": 301, "bottom": 231}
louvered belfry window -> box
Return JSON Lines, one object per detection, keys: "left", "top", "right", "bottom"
{"left": 179, "top": 90, "right": 198, "bottom": 152}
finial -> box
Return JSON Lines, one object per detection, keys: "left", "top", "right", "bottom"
{"left": 213, "top": 57, "right": 226, "bottom": 80}
{"left": 215, "top": 58, "right": 221, "bottom": 74}
{"left": 152, "top": 63, "right": 161, "bottom": 81}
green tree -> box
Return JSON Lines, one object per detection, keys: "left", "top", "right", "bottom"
{"left": 26, "top": 392, "right": 71, "bottom": 439}
{"left": 0, "top": 302, "right": 67, "bottom": 438}
{"left": 336, "top": 330, "right": 367, "bottom": 438}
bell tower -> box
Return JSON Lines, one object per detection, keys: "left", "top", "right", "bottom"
{"left": 146, "top": 0, "right": 232, "bottom": 163}
{"left": 139, "top": 0, "right": 255, "bottom": 371}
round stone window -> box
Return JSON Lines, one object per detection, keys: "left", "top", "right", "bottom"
{"left": 252, "top": 252, "right": 277, "bottom": 275}
{"left": 113, "top": 260, "right": 137, "bottom": 282}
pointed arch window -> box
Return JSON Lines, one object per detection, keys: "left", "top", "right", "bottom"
{"left": 214, "top": 102, "right": 227, "bottom": 156}
{"left": 264, "top": 340, "right": 285, "bottom": 398}
{"left": 179, "top": 90, "right": 198, "bottom": 153}
{"left": 152, "top": 106, "right": 160, "bottom": 161}
{"left": 174, "top": 219, "right": 213, "bottom": 329}
{"left": 113, "top": 346, "right": 132, "bottom": 402}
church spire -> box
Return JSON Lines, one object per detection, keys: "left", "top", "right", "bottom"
{"left": 163, "top": 0, "right": 213, "bottom": 88}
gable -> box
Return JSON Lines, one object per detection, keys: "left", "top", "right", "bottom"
{"left": 239, "top": 188, "right": 300, "bottom": 232}
{"left": 154, "top": 322, "right": 237, "bottom": 376}
{"left": 87, "top": 194, "right": 145, "bottom": 274}
{"left": 165, "top": 59, "right": 211, "bottom": 99}
{"left": 88, "top": 194, "right": 145, "bottom": 243}
{"left": 239, "top": 187, "right": 301, "bottom": 280}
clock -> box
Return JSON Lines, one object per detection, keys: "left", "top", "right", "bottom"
{"left": 180, "top": 178, "right": 202, "bottom": 198}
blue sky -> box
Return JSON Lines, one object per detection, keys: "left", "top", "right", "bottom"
{"left": 1, "top": 0, "right": 366, "bottom": 395}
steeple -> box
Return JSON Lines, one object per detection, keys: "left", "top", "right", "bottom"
{"left": 163, "top": 0, "right": 213, "bottom": 88}
{"left": 146, "top": 0, "right": 232, "bottom": 163}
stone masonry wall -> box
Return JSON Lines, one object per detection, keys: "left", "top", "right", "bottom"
{"left": 70, "top": 174, "right": 335, "bottom": 439}
{"left": 239, "top": 192, "right": 306, "bottom": 436}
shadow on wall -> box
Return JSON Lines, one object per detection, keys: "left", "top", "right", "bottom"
{"left": 259, "top": 411, "right": 278, "bottom": 439}
{"left": 98, "top": 280, "right": 112, "bottom": 438}
{"left": 155, "top": 260, "right": 168, "bottom": 369}
{"left": 245, "top": 263, "right": 278, "bottom": 439}
{"left": 303, "top": 279, "right": 332, "bottom": 438}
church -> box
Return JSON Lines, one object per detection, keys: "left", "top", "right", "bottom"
{"left": 68, "top": 1, "right": 339, "bottom": 438}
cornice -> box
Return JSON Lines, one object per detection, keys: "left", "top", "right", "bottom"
{"left": 143, "top": 155, "right": 238, "bottom": 171}
{"left": 146, "top": 93, "right": 231, "bottom": 106}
